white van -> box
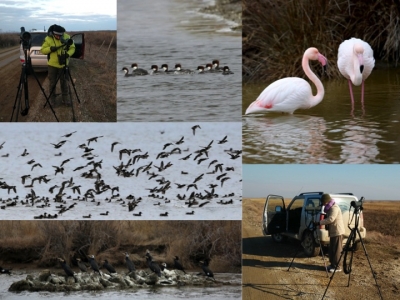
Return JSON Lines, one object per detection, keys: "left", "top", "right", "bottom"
{"left": 19, "top": 29, "right": 85, "bottom": 72}
{"left": 262, "top": 192, "right": 367, "bottom": 257}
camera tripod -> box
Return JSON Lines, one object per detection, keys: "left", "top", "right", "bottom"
{"left": 45, "top": 40, "right": 81, "bottom": 122}
{"left": 11, "top": 47, "right": 58, "bottom": 122}
{"left": 322, "top": 201, "right": 383, "bottom": 300}
{"left": 287, "top": 209, "right": 329, "bottom": 278}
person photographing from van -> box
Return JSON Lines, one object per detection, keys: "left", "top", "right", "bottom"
{"left": 41, "top": 24, "right": 75, "bottom": 107}
{"left": 314, "top": 194, "right": 345, "bottom": 273}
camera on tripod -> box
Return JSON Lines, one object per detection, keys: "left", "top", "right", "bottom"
{"left": 20, "top": 27, "right": 31, "bottom": 50}
{"left": 350, "top": 197, "right": 364, "bottom": 212}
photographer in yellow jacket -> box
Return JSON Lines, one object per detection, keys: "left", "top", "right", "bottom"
{"left": 41, "top": 24, "right": 75, "bottom": 107}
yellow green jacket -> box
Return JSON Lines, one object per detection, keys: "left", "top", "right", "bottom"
{"left": 41, "top": 33, "right": 75, "bottom": 68}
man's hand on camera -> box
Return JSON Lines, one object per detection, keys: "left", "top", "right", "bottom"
{"left": 50, "top": 46, "right": 57, "bottom": 52}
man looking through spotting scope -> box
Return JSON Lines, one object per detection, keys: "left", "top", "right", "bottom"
{"left": 41, "top": 24, "right": 75, "bottom": 107}
{"left": 314, "top": 194, "right": 345, "bottom": 273}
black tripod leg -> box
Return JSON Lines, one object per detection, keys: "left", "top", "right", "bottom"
{"left": 67, "top": 77, "right": 76, "bottom": 122}
{"left": 66, "top": 66, "right": 81, "bottom": 103}
{"left": 356, "top": 229, "right": 383, "bottom": 300}
{"left": 316, "top": 234, "right": 329, "bottom": 278}
{"left": 23, "top": 67, "right": 29, "bottom": 111}
{"left": 287, "top": 242, "right": 303, "bottom": 271}
{"left": 321, "top": 246, "right": 345, "bottom": 299}
{"left": 11, "top": 65, "right": 26, "bottom": 122}
{"left": 321, "top": 230, "right": 355, "bottom": 300}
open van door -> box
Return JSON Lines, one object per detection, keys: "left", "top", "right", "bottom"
{"left": 70, "top": 33, "right": 85, "bottom": 59}
{"left": 262, "top": 194, "right": 286, "bottom": 237}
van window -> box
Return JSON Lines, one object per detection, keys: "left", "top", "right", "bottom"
{"left": 31, "top": 33, "right": 47, "bottom": 46}
{"left": 333, "top": 197, "right": 352, "bottom": 212}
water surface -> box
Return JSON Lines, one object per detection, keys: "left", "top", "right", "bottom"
{"left": 243, "top": 67, "right": 400, "bottom": 163}
{"left": 0, "top": 271, "right": 241, "bottom": 300}
{"left": 117, "top": 0, "right": 241, "bottom": 122}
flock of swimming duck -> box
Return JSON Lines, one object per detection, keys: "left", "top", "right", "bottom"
{"left": 56, "top": 250, "right": 215, "bottom": 281}
{"left": 122, "top": 60, "right": 234, "bottom": 76}
{"left": 0, "top": 125, "right": 241, "bottom": 220}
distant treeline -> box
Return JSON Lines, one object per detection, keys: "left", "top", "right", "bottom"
{"left": 0, "top": 33, "right": 19, "bottom": 48}
{"left": 0, "top": 220, "right": 241, "bottom": 272}
{"left": 0, "top": 30, "right": 116, "bottom": 50}
{"left": 243, "top": 0, "right": 400, "bottom": 82}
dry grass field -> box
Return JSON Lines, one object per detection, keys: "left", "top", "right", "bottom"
{"left": 243, "top": 198, "right": 400, "bottom": 300}
{"left": 0, "top": 30, "right": 116, "bottom": 122}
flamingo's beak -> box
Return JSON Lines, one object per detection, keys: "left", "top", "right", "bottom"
{"left": 318, "top": 53, "right": 328, "bottom": 74}
{"left": 357, "top": 53, "right": 364, "bottom": 74}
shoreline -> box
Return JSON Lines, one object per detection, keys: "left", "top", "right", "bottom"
{"left": 200, "top": 0, "right": 242, "bottom": 30}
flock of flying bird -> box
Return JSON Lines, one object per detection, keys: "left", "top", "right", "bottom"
{"left": 0, "top": 124, "right": 241, "bottom": 219}
{"left": 122, "top": 59, "right": 234, "bottom": 76}
{"left": 55, "top": 250, "right": 215, "bottom": 282}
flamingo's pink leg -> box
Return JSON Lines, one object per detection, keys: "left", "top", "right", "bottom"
{"left": 361, "top": 80, "right": 365, "bottom": 105}
{"left": 348, "top": 79, "right": 355, "bottom": 106}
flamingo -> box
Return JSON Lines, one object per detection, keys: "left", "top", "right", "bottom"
{"left": 245, "top": 47, "right": 327, "bottom": 115}
{"left": 337, "top": 38, "right": 374, "bottom": 106}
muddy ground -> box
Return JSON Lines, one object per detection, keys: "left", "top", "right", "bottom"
{"left": 0, "top": 43, "right": 116, "bottom": 122}
{"left": 243, "top": 198, "right": 400, "bottom": 300}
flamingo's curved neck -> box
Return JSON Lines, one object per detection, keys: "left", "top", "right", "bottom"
{"left": 302, "top": 55, "right": 324, "bottom": 107}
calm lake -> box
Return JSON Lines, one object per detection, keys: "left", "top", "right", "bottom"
{"left": 243, "top": 66, "right": 400, "bottom": 164}
{"left": 117, "top": 0, "right": 242, "bottom": 122}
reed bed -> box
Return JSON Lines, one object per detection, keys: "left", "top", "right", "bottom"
{"left": 0, "top": 221, "right": 241, "bottom": 272}
{"left": 243, "top": 0, "right": 400, "bottom": 83}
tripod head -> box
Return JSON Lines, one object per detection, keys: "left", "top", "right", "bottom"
{"left": 20, "top": 27, "right": 31, "bottom": 50}
{"left": 350, "top": 196, "right": 364, "bottom": 213}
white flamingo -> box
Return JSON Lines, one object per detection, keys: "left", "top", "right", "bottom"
{"left": 245, "top": 47, "right": 327, "bottom": 115}
{"left": 337, "top": 37, "right": 374, "bottom": 106}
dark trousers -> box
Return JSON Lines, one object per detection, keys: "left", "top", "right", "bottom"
{"left": 329, "top": 235, "right": 343, "bottom": 268}
{"left": 48, "top": 65, "right": 69, "bottom": 101}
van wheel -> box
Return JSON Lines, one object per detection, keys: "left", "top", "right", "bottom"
{"left": 271, "top": 233, "right": 287, "bottom": 243}
{"left": 302, "top": 231, "right": 320, "bottom": 257}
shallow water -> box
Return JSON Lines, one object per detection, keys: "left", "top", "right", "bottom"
{"left": 0, "top": 271, "right": 241, "bottom": 299}
{"left": 117, "top": 0, "right": 241, "bottom": 122}
{"left": 242, "top": 67, "right": 400, "bottom": 164}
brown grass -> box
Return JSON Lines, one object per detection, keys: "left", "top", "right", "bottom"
{"left": 243, "top": 0, "right": 400, "bottom": 83}
{"left": 0, "top": 220, "right": 241, "bottom": 272}
{"left": 363, "top": 201, "right": 400, "bottom": 237}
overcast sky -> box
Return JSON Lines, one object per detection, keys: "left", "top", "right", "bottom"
{"left": 0, "top": 0, "right": 116, "bottom": 32}
{"left": 243, "top": 164, "right": 400, "bottom": 201}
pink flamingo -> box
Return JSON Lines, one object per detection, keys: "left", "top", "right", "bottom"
{"left": 245, "top": 47, "right": 327, "bottom": 115}
{"left": 337, "top": 38, "right": 374, "bottom": 107}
